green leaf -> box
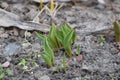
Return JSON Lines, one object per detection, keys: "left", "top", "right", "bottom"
{"left": 56, "top": 30, "right": 63, "bottom": 44}
{"left": 62, "top": 54, "right": 66, "bottom": 73}
{"left": 114, "top": 21, "right": 120, "bottom": 42}
{"left": 18, "top": 59, "right": 26, "bottom": 66}
{"left": 23, "top": 66, "right": 28, "bottom": 70}
{"left": 99, "top": 35, "right": 105, "bottom": 45}
{"left": 61, "top": 23, "right": 76, "bottom": 41}
{"left": 65, "top": 47, "right": 72, "bottom": 57}
{"left": 65, "top": 23, "right": 72, "bottom": 31}
{"left": 49, "top": 23, "right": 58, "bottom": 37}
{"left": 61, "top": 25, "right": 67, "bottom": 37}
{"left": 41, "top": 54, "right": 52, "bottom": 67}
{"left": 44, "top": 38, "right": 54, "bottom": 63}
{"left": 0, "top": 64, "right": 2, "bottom": 69}
{"left": 48, "top": 24, "right": 59, "bottom": 49}
{"left": 6, "top": 69, "right": 11, "bottom": 74}
{"left": 36, "top": 32, "right": 46, "bottom": 41}
{"left": 36, "top": 22, "right": 76, "bottom": 59}
{"left": 77, "top": 44, "right": 80, "bottom": 55}
{"left": 0, "top": 73, "right": 5, "bottom": 79}
{"left": 56, "top": 65, "right": 60, "bottom": 73}
{"left": 54, "top": 29, "right": 63, "bottom": 48}
{"left": 47, "top": 38, "right": 54, "bottom": 49}
{"left": 61, "top": 23, "right": 72, "bottom": 36}
{"left": 63, "top": 30, "right": 74, "bottom": 57}
{"left": 72, "top": 30, "right": 76, "bottom": 43}
{"left": 63, "top": 30, "right": 74, "bottom": 48}
{"left": 65, "top": 23, "right": 76, "bottom": 43}
{"left": 63, "top": 23, "right": 71, "bottom": 32}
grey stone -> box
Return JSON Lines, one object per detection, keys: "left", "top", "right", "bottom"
{"left": 95, "top": 4, "right": 106, "bottom": 10}
{"left": 0, "top": 28, "right": 5, "bottom": 34}
{"left": 0, "top": 33, "right": 9, "bottom": 38}
{"left": 39, "top": 75, "right": 50, "bottom": 80}
{"left": 0, "top": 2, "right": 9, "bottom": 9}
{"left": 34, "top": 71, "right": 50, "bottom": 80}
{"left": 31, "top": 43, "right": 41, "bottom": 53}
{"left": 3, "top": 43, "right": 21, "bottom": 57}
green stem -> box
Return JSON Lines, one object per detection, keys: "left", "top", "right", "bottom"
{"left": 65, "top": 47, "right": 72, "bottom": 57}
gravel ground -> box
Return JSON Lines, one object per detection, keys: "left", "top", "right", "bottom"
{"left": 0, "top": 0, "right": 120, "bottom": 80}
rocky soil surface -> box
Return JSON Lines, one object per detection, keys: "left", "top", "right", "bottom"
{"left": 0, "top": 0, "right": 120, "bottom": 80}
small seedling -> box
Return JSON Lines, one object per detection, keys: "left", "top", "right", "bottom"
{"left": 99, "top": 35, "right": 105, "bottom": 45}
{"left": 62, "top": 54, "right": 66, "bottom": 73}
{"left": 55, "top": 65, "right": 60, "bottom": 73}
{"left": 18, "top": 59, "right": 28, "bottom": 70}
{"left": 55, "top": 23, "right": 76, "bottom": 57}
{"left": 113, "top": 21, "right": 120, "bottom": 42}
{"left": 0, "top": 63, "right": 11, "bottom": 79}
{"left": 77, "top": 44, "right": 81, "bottom": 55}
{"left": 36, "top": 24, "right": 62, "bottom": 51}
{"left": 62, "top": 30, "right": 75, "bottom": 57}
{"left": 41, "top": 37, "right": 54, "bottom": 67}
{"left": 36, "top": 23, "right": 76, "bottom": 57}
{"left": 48, "top": 24, "right": 62, "bottom": 51}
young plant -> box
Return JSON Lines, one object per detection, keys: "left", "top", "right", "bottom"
{"left": 36, "top": 23, "right": 76, "bottom": 57}
{"left": 41, "top": 37, "right": 54, "bottom": 67}
{"left": 77, "top": 44, "right": 81, "bottom": 55}
{"left": 113, "top": 21, "right": 120, "bottom": 42}
{"left": 56, "top": 65, "right": 60, "bottom": 73}
{"left": 64, "top": 30, "right": 75, "bottom": 57}
{"left": 61, "top": 23, "right": 76, "bottom": 43}
{"left": 48, "top": 24, "right": 62, "bottom": 51}
{"left": 99, "top": 35, "right": 105, "bottom": 45}
{"left": 57, "top": 23, "right": 76, "bottom": 57}
{"left": 62, "top": 54, "right": 66, "bottom": 73}
{"left": 0, "top": 63, "right": 11, "bottom": 79}
{"left": 18, "top": 59, "right": 28, "bottom": 70}
{"left": 36, "top": 24, "right": 62, "bottom": 51}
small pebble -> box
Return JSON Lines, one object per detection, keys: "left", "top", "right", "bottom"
{"left": 13, "top": 28, "right": 19, "bottom": 36}
{"left": 25, "top": 31, "right": 32, "bottom": 37}
{"left": 19, "top": 30, "right": 25, "bottom": 37}
{"left": 95, "top": 4, "right": 106, "bottom": 10}
{"left": 0, "top": 33, "right": 9, "bottom": 38}
{"left": 34, "top": 71, "right": 50, "bottom": 80}
{"left": 0, "top": 28, "right": 5, "bottom": 34}
{"left": 21, "top": 42, "right": 30, "bottom": 48}
{"left": 2, "top": 61, "right": 10, "bottom": 68}
{"left": 76, "top": 55, "right": 83, "bottom": 62}
{"left": 3, "top": 43, "right": 21, "bottom": 57}
{"left": 39, "top": 75, "right": 50, "bottom": 80}
{"left": 0, "top": 2, "right": 9, "bottom": 9}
